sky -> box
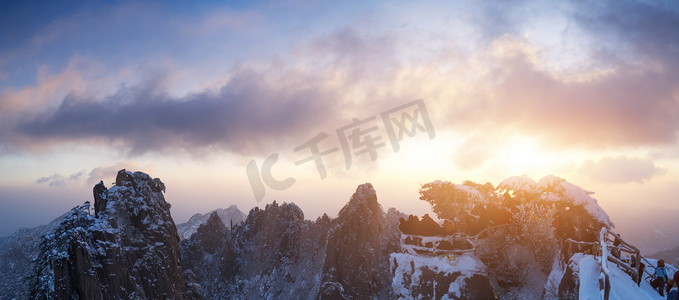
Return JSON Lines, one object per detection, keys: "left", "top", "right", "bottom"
{"left": 0, "top": 0, "right": 678, "bottom": 254}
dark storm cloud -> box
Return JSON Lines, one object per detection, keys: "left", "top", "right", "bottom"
{"left": 15, "top": 67, "right": 342, "bottom": 155}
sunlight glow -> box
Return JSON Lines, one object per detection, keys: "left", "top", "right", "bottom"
{"left": 504, "top": 136, "right": 551, "bottom": 173}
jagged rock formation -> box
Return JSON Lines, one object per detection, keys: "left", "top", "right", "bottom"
{"left": 179, "top": 200, "right": 333, "bottom": 299}
{"left": 320, "top": 183, "right": 391, "bottom": 299}
{"left": 179, "top": 184, "right": 403, "bottom": 300}
{"left": 176, "top": 205, "right": 246, "bottom": 240}
{"left": 180, "top": 212, "right": 236, "bottom": 297}
{"left": 232, "top": 201, "right": 329, "bottom": 299}
{"left": 30, "top": 170, "right": 187, "bottom": 299}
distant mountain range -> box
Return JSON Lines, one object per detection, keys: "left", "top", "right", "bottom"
{"left": 651, "top": 245, "right": 679, "bottom": 266}
{"left": 0, "top": 211, "right": 66, "bottom": 299}
{"left": 176, "top": 205, "right": 246, "bottom": 240}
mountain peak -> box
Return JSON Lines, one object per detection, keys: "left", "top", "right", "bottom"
{"left": 30, "top": 170, "right": 186, "bottom": 299}
{"left": 353, "top": 183, "right": 376, "bottom": 201}
{"left": 176, "top": 205, "right": 246, "bottom": 240}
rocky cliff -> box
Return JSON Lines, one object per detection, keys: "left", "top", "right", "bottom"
{"left": 320, "top": 183, "right": 391, "bottom": 299}
{"left": 30, "top": 170, "right": 188, "bottom": 299}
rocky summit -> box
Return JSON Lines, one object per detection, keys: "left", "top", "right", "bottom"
{"left": 30, "top": 170, "right": 187, "bottom": 299}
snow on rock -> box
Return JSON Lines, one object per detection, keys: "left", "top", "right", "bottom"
{"left": 498, "top": 175, "right": 537, "bottom": 195}
{"left": 352, "top": 183, "right": 377, "bottom": 205}
{"left": 576, "top": 254, "right": 601, "bottom": 300}
{"left": 390, "top": 252, "right": 494, "bottom": 299}
{"left": 422, "top": 180, "right": 488, "bottom": 204}
{"left": 320, "top": 183, "right": 388, "bottom": 299}
{"left": 431, "top": 174, "right": 612, "bottom": 227}
{"left": 0, "top": 211, "right": 66, "bottom": 300}
{"left": 30, "top": 169, "right": 187, "bottom": 299}
{"left": 453, "top": 184, "right": 487, "bottom": 204}
{"left": 544, "top": 252, "right": 564, "bottom": 299}
{"left": 227, "top": 200, "right": 330, "bottom": 299}
{"left": 179, "top": 211, "right": 234, "bottom": 297}
{"left": 537, "top": 175, "right": 613, "bottom": 227}
{"left": 496, "top": 174, "right": 612, "bottom": 227}
{"left": 176, "top": 205, "right": 246, "bottom": 240}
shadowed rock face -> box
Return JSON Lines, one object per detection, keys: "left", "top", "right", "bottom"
{"left": 31, "top": 169, "right": 187, "bottom": 300}
{"left": 180, "top": 211, "right": 236, "bottom": 297}
{"left": 558, "top": 261, "right": 579, "bottom": 300}
{"left": 93, "top": 181, "right": 107, "bottom": 217}
{"left": 405, "top": 269, "right": 494, "bottom": 300}
{"left": 320, "top": 183, "right": 388, "bottom": 299}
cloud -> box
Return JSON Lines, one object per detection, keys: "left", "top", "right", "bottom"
{"left": 452, "top": 134, "right": 496, "bottom": 170}
{"left": 443, "top": 34, "right": 679, "bottom": 150}
{"left": 3, "top": 26, "right": 403, "bottom": 156}
{"left": 4, "top": 1, "right": 679, "bottom": 156}
{"left": 86, "top": 161, "right": 149, "bottom": 186}
{"left": 577, "top": 155, "right": 667, "bottom": 184}
{"left": 12, "top": 65, "right": 345, "bottom": 155}
{"left": 571, "top": 0, "right": 679, "bottom": 69}
{"left": 35, "top": 162, "right": 153, "bottom": 187}
{"left": 426, "top": 0, "right": 679, "bottom": 150}
{"left": 35, "top": 171, "right": 85, "bottom": 187}
{"left": 306, "top": 27, "right": 399, "bottom": 85}
{"left": 180, "top": 9, "right": 267, "bottom": 36}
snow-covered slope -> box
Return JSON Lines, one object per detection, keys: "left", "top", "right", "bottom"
{"left": 563, "top": 253, "right": 673, "bottom": 300}
{"left": 176, "top": 205, "right": 246, "bottom": 240}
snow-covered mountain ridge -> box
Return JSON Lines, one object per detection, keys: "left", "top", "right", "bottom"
{"left": 0, "top": 171, "right": 673, "bottom": 299}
